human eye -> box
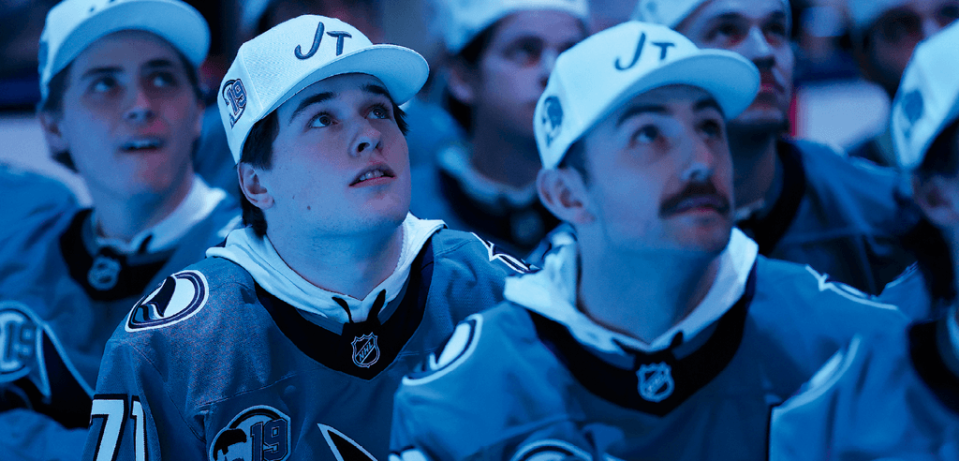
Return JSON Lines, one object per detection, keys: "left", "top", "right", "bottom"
{"left": 368, "top": 103, "right": 391, "bottom": 120}
{"left": 938, "top": 3, "right": 959, "bottom": 23}
{"left": 505, "top": 38, "right": 543, "bottom": 66}
{"left": 632, "top": 125, "right": 661, "bottom": 145}
{"left": 709, "top": 21, "right": 746, "bottom": 43}
{"left": 765, "top": 20, "right": 788, "bottom": 41}
{"left": 309, "top": 112, "right": 335, "bottom": 128}
{"left": 700, "top": 118, "right": 724, "bottom": 140}
{"left": 150, "top": 71, "right": 178, "bottom": 89}
{"left": 90, "top": 76, "right": 118, "bottom": 94}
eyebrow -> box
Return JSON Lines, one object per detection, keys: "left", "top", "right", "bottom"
{"left": 694, "top": 97, "right": 724, "bottom": 117}
{"left": 80, "top": 66, "right": 123, "bottom": 80}
{"left": 616, "top": 104, "right": 668, "bottom": 127}
{"left": 142, "top": 58, "right": 177, "bottom": 69}
{"left": 708, "top": 10, "right": 787, "bottom": 24}
{"left": 289, "top": 92, "right": 335, "bottom": 124}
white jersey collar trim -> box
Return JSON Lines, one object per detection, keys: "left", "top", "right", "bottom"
{"left": 437, "top": 143, "right": 539, "bottom": 208}
{"left": 93, "top": 176, "right": 227, "bottom": 254}
{"left": 504, "top": 228, "right": 758, "bottom": 355}
{"left": 206, "top": 214, "right": 444, "bottom": 324}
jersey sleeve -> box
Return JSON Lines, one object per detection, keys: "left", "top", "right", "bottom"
{"left": 81, "top": 338, "right": 205, "bottom": 461}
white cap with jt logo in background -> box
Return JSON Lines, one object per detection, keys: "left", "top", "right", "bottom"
{"left": 438, "top": 0, "right": 590, "bottom": 54}
{"left": 218, "top": 15, "right": 430, "bottom": 163}
{"left": 534, "top": 21, "right": 759, "bottom": 170}
{"left": 631, "top": 0, "right": 791, "bottom": 29}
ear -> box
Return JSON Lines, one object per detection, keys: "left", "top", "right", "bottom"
{"left": 537, "top": 168, "right": 593, "bottom": 225}
{"left": 913, "top": 173, "right": 959, "bottom": 226}
{"left": 238, "top": 163, "right": 274, "bottom": 211}
{"left": 38, "top": 111, "right": 69, "bottom": 154}
{"left": 445, "top": 63, "right": 476, "bottom": 106}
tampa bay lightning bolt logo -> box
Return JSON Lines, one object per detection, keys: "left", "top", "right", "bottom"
{"left": 223, "top": 79, "right": 247, "bottom": 127}
{"left": 510, "top": 440, "right": 594, "bottom": 461}
{"left": 898, "top": 89, "right": 924, "bottom": 140}
{"left": 88, "top": 254, "right": 121, "bottom": 291}
{"left": 637, "top": 362, "right": 674, "bottom": 402}
{"left": 126, "top": 271, "right": 209, "bottom": 332}
{"left": 542, "top": 96, "right": 563, "bottom": 147}
{"left": 209, "top": 406, "right": 290, "bottom": 461}
{"left": 351, "top": 333, "right": 380, "bottom": 368}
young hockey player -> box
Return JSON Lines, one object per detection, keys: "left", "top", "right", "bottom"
{"left": 633, "top": 0, "right": 919, "bottom": 295}
{"left": 770, "top": 22, "right": 959, "bottom": 459}
{"left": 82, "top": 14, "right": 526, "bottom": 461}
{"left": 390, "top": 21, "right": 907, "bottom": 460}
{"left": 0, "top": 0, "right": 240, "bottom": 458}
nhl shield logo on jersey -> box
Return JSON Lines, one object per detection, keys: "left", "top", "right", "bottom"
{"left": 223, "top": 79, "right": 247, "bottom": 127}
{"left": 126, "top": 270, "right": 209, "bottom": 332}
{"left": 351, "top": 333, "right": 380, "bottom": 368}
{"left": 637, "top": 362, "right": 674, "bottom": 402}
{"left": 88, "top": 254, "right": 122, "bottom": 291}
{"left": 210, "top": 406, "right": 291, "bottom": 461}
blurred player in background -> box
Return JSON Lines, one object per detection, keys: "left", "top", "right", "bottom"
{"left": 633, "top": 0, "right": 919, "bottom": 295}
{"left": 846, "top": 0, "right": 959, "bottom": 167}
{"left": 409, "top": 0, "right": 589, "bottom": 256}
{"left": 770, "top": 22, "right": 959, "bottom": 458}
{"left": 391, "top": 22, "right": 907, "bottom": 460}
{"left": 0, "top": 0, "right": 241, "bottom": 459}
{"left": 83, "top": 15, "right": 526, "bottom": 460}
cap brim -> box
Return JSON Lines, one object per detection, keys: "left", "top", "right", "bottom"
{"left": 606, "top": 50, "right": 759, "bottom": 124}
{"left": 262, "top": 44, "right": 430, "bottom": 120}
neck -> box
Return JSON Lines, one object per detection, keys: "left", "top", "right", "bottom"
{"left": 469, "top": 123, "right": 541, "bottom": 189}
{"left": 269, "top": 223, "right": 404, "bottom": 300}
{"left": 577, "top": 242, "right": 721, "bottom": 344}
{"left": 728, "top": 123, "right": 782, "bottom": 213}
{"left": 91, "top": 176, "right": 194, "bottom": 242}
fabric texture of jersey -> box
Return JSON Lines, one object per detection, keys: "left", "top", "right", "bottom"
{"left": 391, "top": 235, "right": 908, "bottom": 460}
{"left": 769, "top": 314, "right": 959, "bottom": 460}
{"left": 81, "top": 228, "right": 524, "bottom": 461}
{"left": 410, "top": 143, "right": 559, "bottom": 257}
{"left": 736, "top": 138, "right": 917, "bottom": 295}
{"left": 0, "top": 179, "right": 239, "bottom": 460}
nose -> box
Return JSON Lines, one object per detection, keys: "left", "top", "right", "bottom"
{"left": 539, "top": 48, "right": 560, "bottom": 87}
{"left": 681, "top": 134, "right": 716, "bottom": 184}
{"left": 738, "top": 26, "right": 775, "bottom": 70}
{"left": 124, "top": 82, "right": 155, "bottom": 125}
{"left": 920, "top": 17, "right": 942, "bottom": 40}
{"left": 350, "top": 118, "right": 382, "bottom": 158}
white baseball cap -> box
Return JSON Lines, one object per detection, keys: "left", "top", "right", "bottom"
{"left": 535, "top": 21, "right": 759, "bottom": 169}
{"left": 439, "top": 0, "right": 590, "bottom": 54}
{"left": 847, "top": 0, "right": 911, "bottom": 33}
{"left": 892, "top": 21, "right": 959, "bottom": 170}
{"left": 632, "top": 0, "right": 791, "bottom": 29}
{"left": 39, "top": 0, "right": 209, "bottom": 103}
{"left": 219, "top": 15, "right": 429, "bottom": 163}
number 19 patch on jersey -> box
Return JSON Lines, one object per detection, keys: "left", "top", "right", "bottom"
{"left": 209, "top": 406, "right": 291, "bottom": 461}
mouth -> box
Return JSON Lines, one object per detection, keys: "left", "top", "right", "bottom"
{"left": 120, "top": 138, "right": 165, "bottom": 153}
{"left": 350, "top": 164, "right": 396, "bottom": 186}
{"left": 759, "top": 72, "right": 784, "bottom": 94}
{"left": 671, "top": 195, "right": 730, "bottom": 215}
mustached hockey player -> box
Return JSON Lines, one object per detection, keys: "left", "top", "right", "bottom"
{"left": 390, "top": 21, "right": 907, "bottom": 460}
{"left": 82, "top": 14, "right": 527, "bottom": 461}
{"left": 770, "top": 22, "right": 959, "bottom": 460}
{"left": 0, "top": 0, "right": 240, "bottom": 458}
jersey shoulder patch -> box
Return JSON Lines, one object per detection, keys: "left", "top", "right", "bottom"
{"left": 125, "top": 270, "right": 209, "bottom": 332}
{"left": 209, "top": 405, "right": 291, "bottom": 461}
{"left": 402, "top": 314, "right": 483, "bottom": 386}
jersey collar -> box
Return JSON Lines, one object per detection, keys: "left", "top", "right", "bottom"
{"left": 505, "top": 228, "right": 759, "bottom": 355}
{"left": 91, "top": 176, "right": 227, "bottom": 254}
{"left": 207, "top": 214, "right": 444, "bottom": 325}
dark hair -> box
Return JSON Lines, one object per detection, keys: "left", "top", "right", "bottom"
{"left": 557, "top": 139, "right": 589, "bottom": 186}
{"left": 239, "top": 97, "right": 409, "bottom": 237}
{"left": 39, "top": 50, "right": 202, "bottom": 171}
{"left": 907, "top": 118, "right": 959, "bottom": 305}
{"left": 444, "top": 23, "right": 500, "bottom": 133}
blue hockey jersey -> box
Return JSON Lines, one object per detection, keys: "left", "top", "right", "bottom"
{"left": 769, "top": 314, "right": 959, "bottom": 460}
{"left": 0, "top": 179, "right": 239, "bottom": 459}
{"left": 81, "top": 226, "right": 526, "bottom": 461}
{"left": 736, "top": 139, "right": 917, "bottom": 295}
{"left": 391, "top": 231, "right": 908, "bottom": 460}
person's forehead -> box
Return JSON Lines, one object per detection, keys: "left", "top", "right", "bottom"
{"left": 613, "top": 85, "right": 716, "bottom": 118}
{"left": 70, "top": 30, "right": 183, "bottom": 72}
{"left": 687, "top": 0, "right": 787, "bottom": 24}
{"left": 277, "top": 73, "right": 388, "bottom": 114}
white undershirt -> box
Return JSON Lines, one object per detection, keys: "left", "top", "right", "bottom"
{"left": 504, "top": 228, "right": 759, "bottom": 355}
{"left": 206, "top": 214, "right": 444, "bottom": 324}
{"left": 93, "top": 176, "right": 227, "bottom": 254}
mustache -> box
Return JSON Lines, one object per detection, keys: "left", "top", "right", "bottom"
{"left": 659, "top": 181, "right": 732, "bottom": 218}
